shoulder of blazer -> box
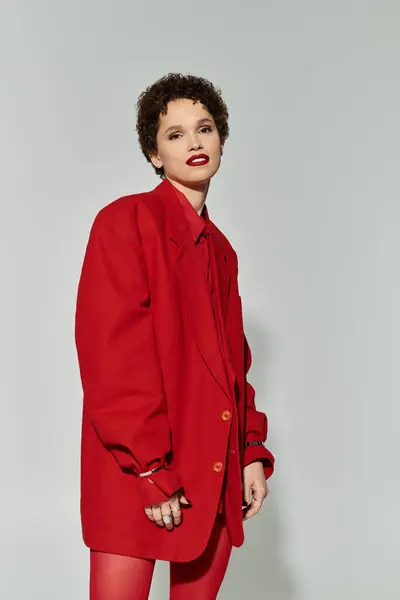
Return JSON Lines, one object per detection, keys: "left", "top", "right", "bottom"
{"left": 88, "top": 190, "right": 163, "bottom": 240}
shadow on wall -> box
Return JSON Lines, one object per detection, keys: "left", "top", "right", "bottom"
{"left": 221, "top": 315, "right": 297, "bottom": 600}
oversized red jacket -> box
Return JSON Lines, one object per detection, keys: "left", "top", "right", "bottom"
{"left": 74, "top": 177, "right": 275, "bottom": 562}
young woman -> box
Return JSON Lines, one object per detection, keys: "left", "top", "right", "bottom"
{"left": 74, "top": 72, "right": 275, "bottom": 599}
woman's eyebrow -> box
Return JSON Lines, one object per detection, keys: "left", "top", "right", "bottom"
{"left": 163, "top": 118, "right": 212, "bottom": 135}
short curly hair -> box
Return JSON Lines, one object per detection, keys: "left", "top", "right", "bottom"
{"left": 135, "top": 72, "right": 230, "bottom": 179}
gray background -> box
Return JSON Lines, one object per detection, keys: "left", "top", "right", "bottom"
{"left": 2, "top": 1, "right": 399, "bottom": 598}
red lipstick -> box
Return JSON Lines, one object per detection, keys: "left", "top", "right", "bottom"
{"left": 186, "top": 153, "right": 210, "bottom": 166}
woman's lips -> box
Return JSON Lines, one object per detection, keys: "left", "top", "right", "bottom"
{"left": 186, "top": 154, "right": 210, "bottom": 166}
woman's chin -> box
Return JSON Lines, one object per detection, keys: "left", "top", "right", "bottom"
{"left": 170, "top": 165, "right": 220, "bottom": 186}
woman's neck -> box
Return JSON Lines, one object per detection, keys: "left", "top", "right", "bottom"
{"left": 166, "top": 176, "right": 210, "bottom": 216}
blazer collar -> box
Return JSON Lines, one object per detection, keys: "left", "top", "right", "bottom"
{"left": 152, "top": 178, "right": 231, "bottom": 401}
{"left": 170, "top": 183, "right": 209, "bottom": 243}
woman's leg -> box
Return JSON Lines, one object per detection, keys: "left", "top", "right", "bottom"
{"left": 89, "top": 549, "right": 156, "bottom": 600}
{"left": 169, "top": 514, "right": 233, "bottom": 599}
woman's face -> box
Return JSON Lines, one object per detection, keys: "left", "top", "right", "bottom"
{"left": 150, "top": 98, "right": 223, "bottom": 186}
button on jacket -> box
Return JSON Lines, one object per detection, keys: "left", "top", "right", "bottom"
{"left": 74, "top": 177, "right": 275, "bottom": 562}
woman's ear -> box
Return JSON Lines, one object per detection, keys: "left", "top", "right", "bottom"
{"left": 149, "top": 151, "right": 162, "bottom": 169}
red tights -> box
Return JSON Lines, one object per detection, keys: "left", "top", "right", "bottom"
{"left": 89, "top": 514, "right": 232, "bottom": 599}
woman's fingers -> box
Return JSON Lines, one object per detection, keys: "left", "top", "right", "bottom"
{"left": 179, "top": 494, "right": 191, "bottom": 505}
{"left": 243, "top": 485, "right": 267, "bottom": 521}
{"left": 170, "top": 498, "right": 182, "bottom": 526}
{"left": 160, "top": 503, "right": 174, "bottom": 531}
{"left": 144, "top": 506, "right": 155, "bottom": 522}
{"left": 151, "top": 504, "right": 164, "bottom": 527}
{"left": 144, "top": 494, "right": 183, "bottom": 530}
{"left": 144, "top": 491, "right": 191, "bottom": 528}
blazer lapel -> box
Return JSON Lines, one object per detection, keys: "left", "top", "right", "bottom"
{"left": 153, "top": 178, "right": 231, "bottom": 401}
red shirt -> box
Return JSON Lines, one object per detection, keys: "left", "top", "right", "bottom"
{"left": 172, "top": 186, "right": 237, "bottom": 515}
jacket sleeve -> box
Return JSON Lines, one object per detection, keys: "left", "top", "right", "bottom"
{"left": 74, "top": 201, "right": 183, "bottom": 507}
{"left": 243, "top": 333, "right": 275, "bottom": 480}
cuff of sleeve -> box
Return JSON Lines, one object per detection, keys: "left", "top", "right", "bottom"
{"left": 136, "top": 465, "right": 183, "bottom": 507}
{"left": 246, "top": 411, "right": 268, "bottom": 440}
{"left": 243, "top": 444, "right": 275, "bottom": 480}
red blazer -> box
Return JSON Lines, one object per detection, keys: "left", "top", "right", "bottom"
{"left": 74, "top": 177, "right": 275, "bottom": 562}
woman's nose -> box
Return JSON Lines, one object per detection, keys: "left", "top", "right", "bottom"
{"left": 189, "top": 140, "right": 202, "bottom": 151}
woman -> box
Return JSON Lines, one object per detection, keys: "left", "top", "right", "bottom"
{"left": 74, "top": 72, "right": 275, "bottom": 599}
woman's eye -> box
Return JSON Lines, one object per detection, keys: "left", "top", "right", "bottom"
{"left": 168, "top": 126, "right": 212, "bottom": 140}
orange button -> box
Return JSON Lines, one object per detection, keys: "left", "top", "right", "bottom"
{"left": 221, "top": 410, "right": 232, "bottom": 421}
{"left": 213, "top": 461, "right": 223, "bottom": 472}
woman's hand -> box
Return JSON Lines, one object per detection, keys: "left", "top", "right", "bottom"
{"left": 242, "top": 461, "right": 269, "bottom": 521}
{"left": 144, "top": 490, "right": 191, "bottom": 531}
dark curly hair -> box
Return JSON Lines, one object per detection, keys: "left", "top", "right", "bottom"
{"left": 135, "top": 73, "right": 230, "bottom": 179}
